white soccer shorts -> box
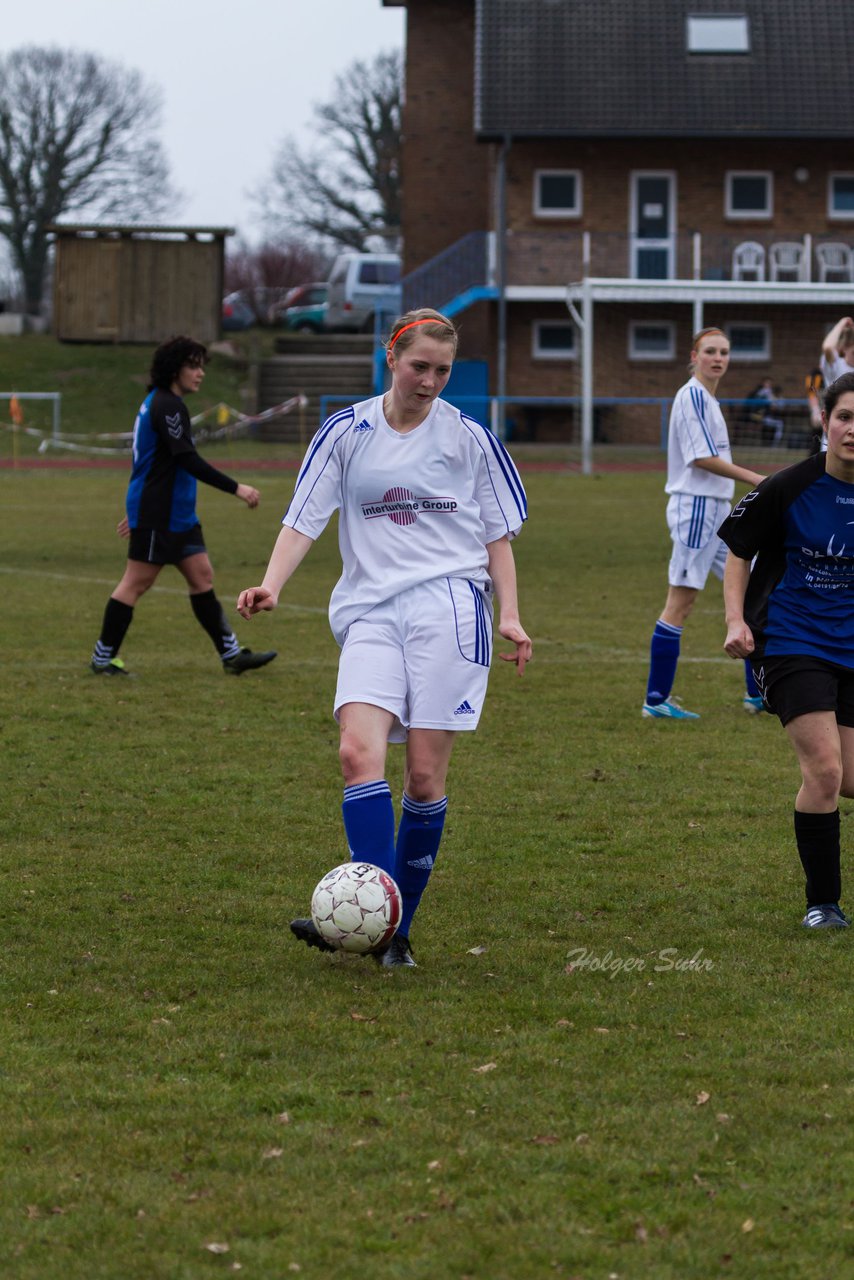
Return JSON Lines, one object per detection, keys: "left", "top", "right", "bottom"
{"left": 666, "top": 494, "right": 730, "bottom": 590}
{"left": 334, "top": 576, "right": 494, "bottom": 743}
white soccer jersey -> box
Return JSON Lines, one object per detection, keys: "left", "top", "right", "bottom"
{"left": 665, "top": 377, "right": 734, "bottom": 500}
{"left": 820, "top": 353, "right": 852, "bottom": 386}
{"left": 283, "top": 395, "right": 528, "bottom": 644}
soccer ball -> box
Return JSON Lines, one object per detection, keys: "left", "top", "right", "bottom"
{"left": 310, "top": 862, "right": 402, "bottom": 954}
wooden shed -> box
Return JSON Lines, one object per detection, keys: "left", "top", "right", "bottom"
{"left": 48, "top": 224, "right": 233, "bottom": 343}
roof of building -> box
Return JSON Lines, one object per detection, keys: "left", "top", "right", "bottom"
{"left": 475, "top": 0, "right": 854, "bottom": 137}
{"left": 47, "top": 224, "right": 234, "bottom": 238}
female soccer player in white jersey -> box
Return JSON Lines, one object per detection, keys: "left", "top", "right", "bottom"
{"left": 719, "top": 372, "right": 854, "bottom": 929}
{"left": 237, "top": 308, "right": 532, "bottom": 967}
{"left": 820, "top": 316, "right": 854, "bottom": 387}
{"left": 642, "top": 327, "right": 766, "bottom": 720}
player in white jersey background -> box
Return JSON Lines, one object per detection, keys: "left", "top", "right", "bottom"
{"left": 237, "top": 308, "right": 532, "bottom": 967}
{"left": 642, "top": 328, "right": 766, "bottom": 720}
{"left": 820, "top": 315, "right": 854, "bottom": 388}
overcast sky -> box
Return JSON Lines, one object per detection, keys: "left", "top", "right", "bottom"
{"left": 1, "top": 0, "right": 405, "bottom": 241}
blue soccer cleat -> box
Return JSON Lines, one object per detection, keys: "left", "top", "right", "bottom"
{"left": 642, "top": 697, "right": 700, "bottom": 720}
{"left": 801, "top": 903, "right": 850, "bottom": 929}
{"left": 743, "top": 695, "right": 766, "bottom": 714}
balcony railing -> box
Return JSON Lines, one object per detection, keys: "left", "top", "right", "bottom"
{"left": 402, "top": 231, "right": 494, "bottom": 313}
{"left": 401, "top": 229, "right": 854, "bottom": 318}
{"left": 504, "top": 229, "right": 854, "bottom": 287}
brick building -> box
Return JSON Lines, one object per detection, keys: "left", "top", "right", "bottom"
{"left": 384, "top": 0, "right": 854, "bottom": 447}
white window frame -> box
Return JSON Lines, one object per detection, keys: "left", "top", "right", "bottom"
{"left": 629, "top": 170, "right": 677, "bottom": 278}
{"left": 686, "top": 15, "right": 750, "bottom": 54}
{"left": 725, "top": 322, "right": 770, "bottom": 362}
{"left": 828, "top": 173, "right": 854, "bottom": 221}
{"left": 534, "top": 169, "right": 582, "bottom": 219}
{"left": 532, "top": 319, "right": 577, "bottom": 360}
{"left": 725, "top": 171, "right": 773, "bottom": 220}
{"left": 628, "top": 320, "right": 676, "bottom": 361}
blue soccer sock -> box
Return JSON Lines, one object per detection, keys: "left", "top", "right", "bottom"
{"left": 341, "top": 781, "right": 396, "bottom": 877}
{"left": 645, "top": 619, "right": 682, "bottom": 706}
{"left": 395, "top": 794, "right": 448, "bottom": 937}
{"left": 744, "top": 660, "right": 760, "bottom": 698}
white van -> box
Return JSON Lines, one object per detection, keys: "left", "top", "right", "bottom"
{"left": 325, "top": 252, "right": 402, "bottom": 332}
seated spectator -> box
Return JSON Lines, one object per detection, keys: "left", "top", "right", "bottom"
{"left": 748, "top": 377, "right": 785, "bottom": 446}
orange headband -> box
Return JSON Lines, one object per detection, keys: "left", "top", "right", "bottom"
{"left": 388, "top": 318, "right": 446, "bottom": 349}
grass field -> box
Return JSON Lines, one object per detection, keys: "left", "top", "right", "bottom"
{"left": 2, "top": 459, "right": 853, "bottom": 1280}
{"left": 0, "top": 333, "right": 278, "bottom": 438}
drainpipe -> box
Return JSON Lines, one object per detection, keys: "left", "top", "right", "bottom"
{"left": 493, "top": 135, "right": 511, "bottom": 440}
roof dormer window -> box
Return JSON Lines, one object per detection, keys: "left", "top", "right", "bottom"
{"left": 686, "top": 15, "right": 750, "bottom": 54}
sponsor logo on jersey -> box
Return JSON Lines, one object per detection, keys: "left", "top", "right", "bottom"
{"left": 354, "top": 419, "right": 373, "bottom": 432}
{"left": 453, "top": 699, "right": 476, "bottom": 716}
{"left": 836, "top": 494, "right": 854, "bottom": 504}
{"left": 361, "top": 485, "right": 458, "bottom": 526}
{"left": 166, "top": 412, "right": 183, "bottom": 439}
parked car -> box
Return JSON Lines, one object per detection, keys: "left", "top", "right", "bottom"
{"left": 221, "top": 291, "right": 256, "bottom": 331}
{"left": 278, "top": 282, "right": 329, "bottom": 332}
{"left": 325, "top": 253, "right": 401, "bottom": 332}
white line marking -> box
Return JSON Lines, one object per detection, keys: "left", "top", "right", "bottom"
{"left": 0, "top": 564, "right": 327, "bottom": 614}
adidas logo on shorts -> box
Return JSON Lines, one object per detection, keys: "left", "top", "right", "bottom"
{"left": 454, "top": 699, "right": 476, "bottom": 716}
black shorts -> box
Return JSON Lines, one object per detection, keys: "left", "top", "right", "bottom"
{"left": 128, "top": 523, "right": 207, "bottom": 565}
{"left": 751, "top": 654, "right": 854, "bottom": 728}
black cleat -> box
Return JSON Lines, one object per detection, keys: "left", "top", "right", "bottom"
{"left": 374, "top": 933, "right": 416, "bottom": 968}
{"left": 290, "top": 917, "right": 336, "bottom": 952}
{"left": 223, "top": 648, "right": 277, "bottom": 675}
{"left": 90, "top": 658, "right": 131, "bottom": 676}
{"left": 802, "top": 903, "right": 850, "bottom": 929}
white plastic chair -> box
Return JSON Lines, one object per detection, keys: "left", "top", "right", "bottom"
{"left": 815, "top": 242, "right": 854, "bottom": 283}
{"left": 769, "top": 241, "right": 806, "bottom": 282}
{"left": 732, "top": 241, "right": 766, "bottom": 281}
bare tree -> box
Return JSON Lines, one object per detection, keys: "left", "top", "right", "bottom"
{"left": 224, "top": 238, "right": 331, "bottom": 324}
{"left": 0, "top": 46, "right": 177, "bottom": 314}
{"left": 255, "top": 49, "right": 402, "bottom": 253}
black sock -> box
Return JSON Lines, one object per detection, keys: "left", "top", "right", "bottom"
{"left": 794, "top": 809, "right": 841, "bottom": 906}
{"left": 189, "top": 589, "right": 240, "bottom": 659}
{"left": 92, "top": 597, "right": 133, "bottom": 664}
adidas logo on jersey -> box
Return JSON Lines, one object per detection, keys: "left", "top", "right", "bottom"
{"left": 454, "top": 699, "right": 476, "bottom": 716}
{"left": 354, "top": 418, "right": 373, "bottom": 432}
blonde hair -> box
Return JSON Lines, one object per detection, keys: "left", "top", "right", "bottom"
{"left": 386, "top": 308, "right": 458, "bottom": 356}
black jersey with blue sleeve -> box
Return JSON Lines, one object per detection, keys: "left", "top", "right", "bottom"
{"left": 127, "top": 389, "right": 237, "bottom": 531}
{"left": 718, "top": 453, "right": 854, "bottom": 666}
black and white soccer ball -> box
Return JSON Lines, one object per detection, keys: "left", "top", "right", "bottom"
{"left": 310, "top": 861, "right": 402, "bottom": 954}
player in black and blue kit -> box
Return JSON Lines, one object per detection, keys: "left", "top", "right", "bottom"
{"left": 719, "top": 372, "right": 854, "bottom": 929}
{"left": 89, "top": 336, "right": 276, "bottom": 677}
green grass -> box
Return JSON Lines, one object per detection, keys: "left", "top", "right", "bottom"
{"left": 1, "top": 465, "right": 853, "bottom": 1279}
{"left": 0, "top": 332, "right": 280, "bottom": 443}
